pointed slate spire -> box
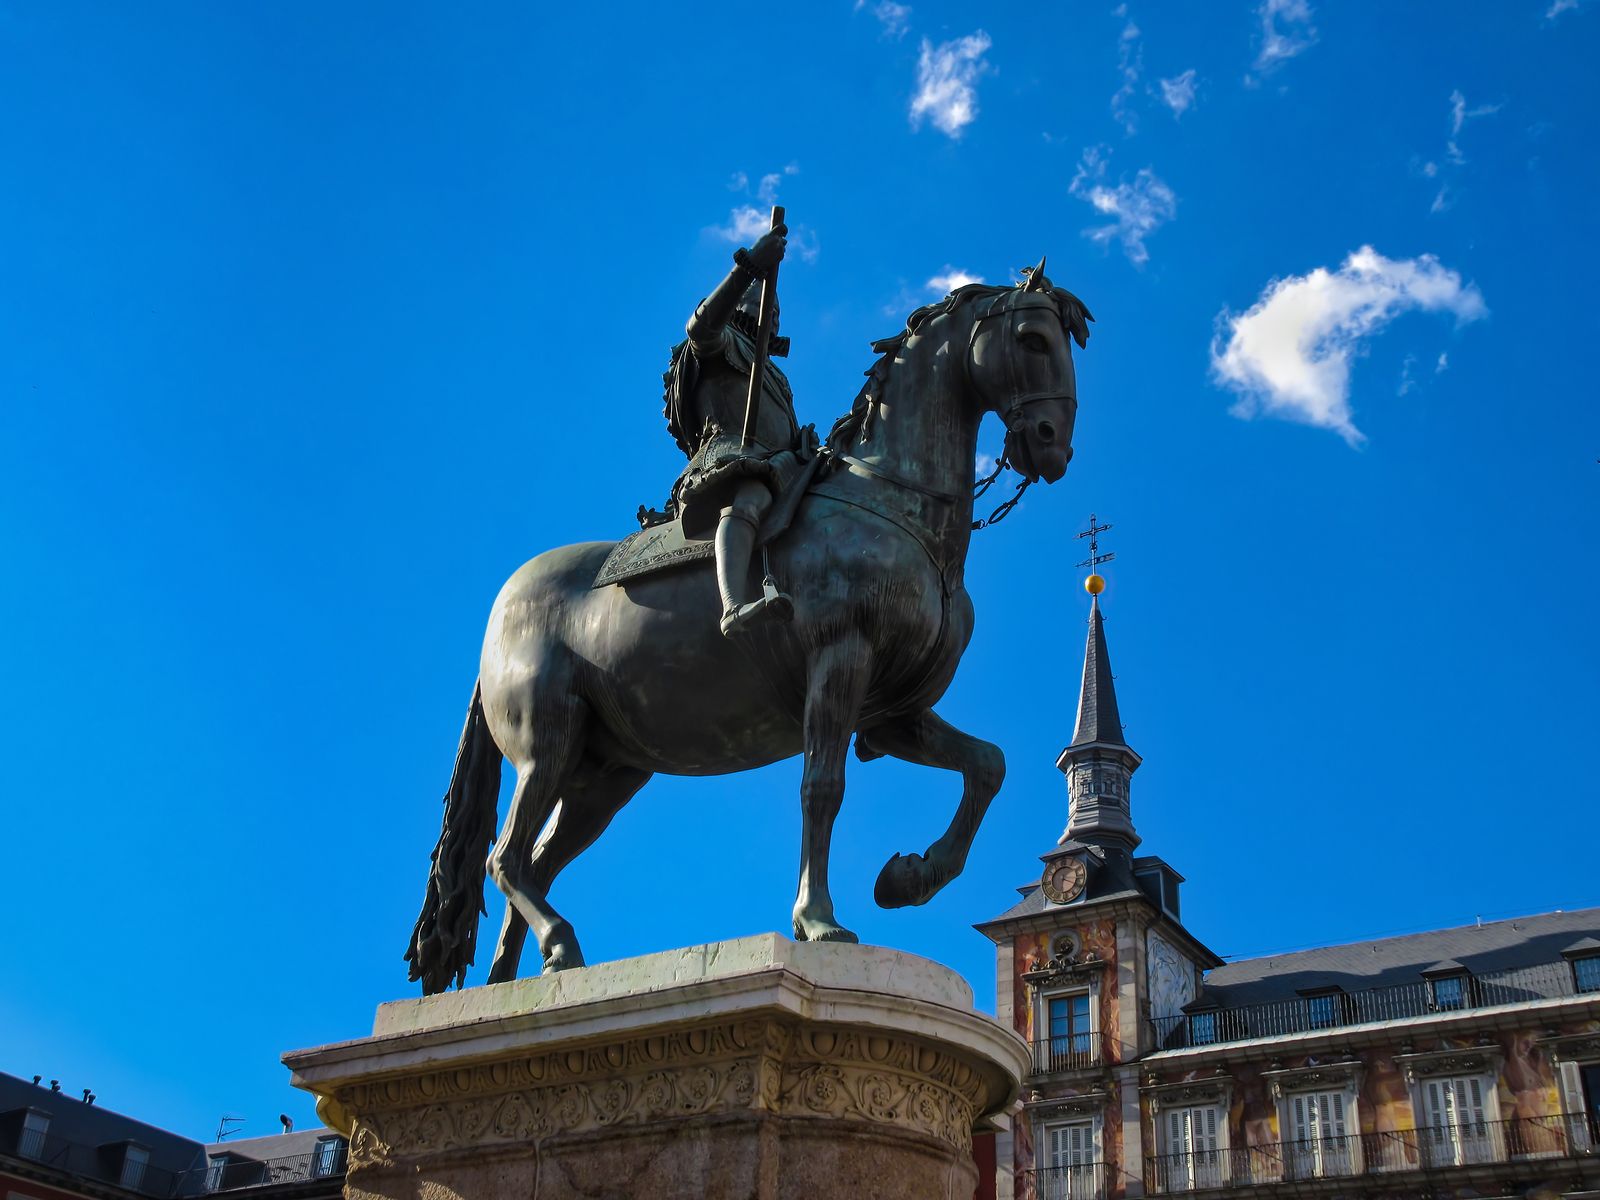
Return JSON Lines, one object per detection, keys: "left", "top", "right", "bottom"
{"left": 1057, "top": 593, "right": 1141, "bottom": 851}
{"left": 1070, "top": 596, "right": 1126, "bottom": 748}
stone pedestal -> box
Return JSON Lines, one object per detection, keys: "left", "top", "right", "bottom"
{"left": 285, "top": 935, "right": 1027, "bottom": 1199}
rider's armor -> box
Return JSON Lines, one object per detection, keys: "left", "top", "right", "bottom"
{"left": 661, "top": 241, "right": 802, "bottom": 636}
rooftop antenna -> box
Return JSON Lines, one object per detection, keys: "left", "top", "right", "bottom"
{"left": 1075, "top": 513, "right": 1115, "bottom": 598}
{"left": 216, "top": 1115, "right": 246, "bottom": 1142}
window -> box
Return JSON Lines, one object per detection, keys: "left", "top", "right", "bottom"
{"left": 1573, "top": 956, "right": 1600, "bottom": 994}
{"left": 1430, "top": 975, "right": 1466, "bottom": 1011}
{"left": 1420, "top": 1076, "right": 1498, "bottom": 1166}
{"left": 205, "top": 1155, "right": 229, "bottom": 1191}
{"left": 1287, "top": 1091, "right": 1355, "bottom": 1178}
{"left": 18, "top": 1111, "right": 49, "bottom": 1160}
{"left": 1044, "top": 992, "right": 1094, "bottom": 1070}
{"left": 1305, "top": 993, "right": 1339, "bottom": 1029}
{"left": 1188, "top": 1011, "right": 1217, "bottom": 1046}
{"left": 1042, "top": 1122, "right": 1098, "bottom": 1200}
{"left": 311, "top": 1137, "right": 344, "bottom": 1178}
{"left": 1160, "top": 1106, "right": 1224, "bottom": 1192}
{"left": 119, "top": 1145, "right": 150, "bottom": 1189}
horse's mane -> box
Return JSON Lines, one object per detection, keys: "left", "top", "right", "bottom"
{"left": 826, "top": 278, "right": 1094, "bottom": 452}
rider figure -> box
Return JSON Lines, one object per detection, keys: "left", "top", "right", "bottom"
{"left": 663, "top": 224, "right": 802, "bottom": 637}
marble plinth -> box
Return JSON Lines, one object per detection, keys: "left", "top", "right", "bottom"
{"left": 285, "top": 934, "right": 1027, "bottom": 1199}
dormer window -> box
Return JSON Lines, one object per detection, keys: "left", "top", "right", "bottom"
{"left": 119, "top": 1144, "right": 151, "bottom": 1189}
{"left": 1301, "top": 989, "right": 1344, "bottom": 1030}
{"left": 1429, "top": 974, "right": 1466, "bottom": 1011}
{"left": 1574, "top": 955, "right": 1600, "bottom": 994}
{"left": 19, "top": 1110, "right": 49, "bottom": 1159}
{"left": 311, "top": 1136, "right": 346, "bottom": 1178}
{"left": 1189, "top": 1010, "right": 1218, "bottom": 1046}
{"left": 1561, "top": 939, "right": 1600, "bottom": 994}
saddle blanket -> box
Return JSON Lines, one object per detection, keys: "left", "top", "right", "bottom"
{"left": 591, "top": 520, "right": 715, "bottom": 589}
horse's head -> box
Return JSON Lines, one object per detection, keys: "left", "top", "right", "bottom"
{"left": 962, "top": 259, "right": 1092, "bottom": 484}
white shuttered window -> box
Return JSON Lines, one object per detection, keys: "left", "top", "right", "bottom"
{"left": 1421, "top": 1076, "right": 1498, "bottom": 1166}
{"left": 1163, "top": 1105, "right": 1223, "bottom": 1191}
{"left": 1287, "top": 1091, "right": 1354, "bottom": 1177}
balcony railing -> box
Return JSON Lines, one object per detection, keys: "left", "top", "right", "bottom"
{"left": 2, "top": 1128, "right": 187, "bottom": 1196}
{"left": 1145, "top": 1113, "right": 1596, "bottom": 1193}
{"left": 202, "top": 1146, "right": 347, "bottom": 1191}
{"left": 1151, "top": 959, "right": 1585, "bottom": 1050}
{"left": 1032, "top": 1032, "right": 1100, "bottom": 1073}
{"left": 1028, "top": 1161, "right": 1105, "bottom": 1200}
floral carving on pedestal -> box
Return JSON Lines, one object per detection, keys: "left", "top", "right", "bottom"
{"left": 339, "top": 1016, "right": 991, "bottom": 1167}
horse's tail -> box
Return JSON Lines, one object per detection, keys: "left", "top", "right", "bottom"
{"left": 405, "top": 679, "right": 503, "bottom": 994}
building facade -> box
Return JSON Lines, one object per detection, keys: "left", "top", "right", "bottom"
{"left": 978, "top": 592, "right": 1600, "bottom": 1200}
{"left": 0, "top": 1074, "right": 346, "bottom": 1200}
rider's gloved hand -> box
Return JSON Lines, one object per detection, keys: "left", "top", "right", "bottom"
{"left": 740, "top": 226, "right": 788, "bottom": 276}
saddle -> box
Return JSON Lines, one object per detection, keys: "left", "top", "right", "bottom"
{"left": 590, "top": 448, "right": 826, "bottom": 590}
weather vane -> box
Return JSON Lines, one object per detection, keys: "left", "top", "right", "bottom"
{"left": 1075, "top": 513, "right": 1115, "bottom": 597}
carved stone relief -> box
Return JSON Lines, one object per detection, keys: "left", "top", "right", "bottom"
{"left": 339, "top": 1017, "right": 986, "bottom": 1169}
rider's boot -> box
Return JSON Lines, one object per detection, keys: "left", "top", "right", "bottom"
{"left": 716, "top": 488, "right": 793, "bottom": 637}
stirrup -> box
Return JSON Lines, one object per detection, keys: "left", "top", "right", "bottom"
{"left": 720, "top": 587, "right": 795, "bottom": 637}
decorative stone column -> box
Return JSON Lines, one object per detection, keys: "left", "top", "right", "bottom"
{"left": 285, "top": 935, "right": 1028, "bottom": 1200}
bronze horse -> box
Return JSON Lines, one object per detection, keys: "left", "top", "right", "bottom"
{"left": 407, "top": 269, "right": 1091, "bottom": 992}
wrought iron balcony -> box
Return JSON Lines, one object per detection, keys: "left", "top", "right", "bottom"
{"left": 1151, "top": 959, "right": 1586, "bottom": 1050}
{"left": 2, "top": 1127, "right": 186, "bottom": 1196}
{"left": 1144, "top": 1113, "right": 1596, "bottom": 1194}
{"left": 1027, "top": 1161, "right": 1105, "bottom": 1200}
{"left": 202, "top": 1146, "right": 347, "bottom": 1191}
{"left": 1031, "top": 1031, "right": 1100, "bottom": 1074}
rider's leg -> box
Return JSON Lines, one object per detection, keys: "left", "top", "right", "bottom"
{"left": 716, "top": 479, "right": 792, "bottom": 636}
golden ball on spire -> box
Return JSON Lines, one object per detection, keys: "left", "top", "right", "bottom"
{"left": 1084, "top": 573, "right": 1106, "bottom": 595}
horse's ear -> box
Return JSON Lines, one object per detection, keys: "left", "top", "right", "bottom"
{"left": 1022, "top": 255, "right": 1048, "bottom": 292}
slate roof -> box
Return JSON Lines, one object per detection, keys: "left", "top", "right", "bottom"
{"left": 1199, "top": 907, "right": 1600, "bottom": 1008}
{"left": 206, "top": 1127, "right": 337, "bottom": 1164}
{"left": 0, "top": 1070, "right": 207, "bottom": 1192}
{"left": 1069, "top": 598, "right": 1126, "bottom": 748}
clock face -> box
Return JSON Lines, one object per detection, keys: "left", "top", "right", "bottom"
{"left": 1041, "top": 856, "right": 1088, "bottom": 905}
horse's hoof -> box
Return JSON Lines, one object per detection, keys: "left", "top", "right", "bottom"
{"left": 793, "top": 915, "right": 860, "bottom": 944}
{"left": 542, "top": 945, "right": 585, "bottom": 973}
{"left": 874, "top": 851, "right": 934, "bottom": 908}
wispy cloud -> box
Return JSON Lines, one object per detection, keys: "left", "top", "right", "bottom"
{"left": 1210, "top": 246, "right": 1487, "bottom": 445}
{"left": 1159, "top": 69, "right": 1198, "bottom": 118}
{"left": 1110, "top": 5, "right": 1143, "bottom": 134}
{"left": 1423, "top": 90, "right": 1501, "bottom": 212}
{"left": 909, "top": 31, "right": 992, "bottom": 138}
{"left": 1545, "top": 0, "right": 1589, "bottom": 20}
{"left": 710, "top": 165, "right": 818, "bottom": 261}
{"left": 856, "top": 0, "right": 913, "bottom": 38}
{"left": 927, "top": 267, "right": 984, "bottom": 294}
{"left": 1069, "top": 147, "right": 1177, "bottom": 266}
{"left": 1250, "top": 0, "right": 1316, "bottom": 79}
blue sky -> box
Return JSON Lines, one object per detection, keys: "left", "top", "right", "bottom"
{"left": 2, "top": 0, "right": 1597, "bottom": 1142}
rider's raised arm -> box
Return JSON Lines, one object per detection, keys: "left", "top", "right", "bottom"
{"left": 686, "top": 226, "right": 787, "bottom": 355}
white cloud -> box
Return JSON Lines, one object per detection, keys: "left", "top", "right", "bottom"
{"left": 712, "top": 166, "right": 817, "bottom": 260}
{"left": 1069, "top": 147, "right": 1177, "bottom": 266}
{"left": 1546, "top": 0, "right": 1587, "bottom": 19}
{"left": 1251, "top": 0, "right": 1316, "bottom": 77}
{"left": 1110, "top": 6, "right": 1143, "bottom": 134}
{"left": 909, "top": 31, "right": 992, "bottom": 138}
{"left": 927, "top": 266, "right": 984, "bottom": 293}
{"left": 1210, "top": 246, "right": 1488, "bottom": 445}
{"left": 1159, "top": 69, "right": 1198, "bottom": 117}
{"left": 859, "top": 0, "right": 912, "bottom": 38}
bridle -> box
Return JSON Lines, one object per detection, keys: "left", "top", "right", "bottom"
{"left": 961, "top": 288, "right": 1077, "bottom": 528}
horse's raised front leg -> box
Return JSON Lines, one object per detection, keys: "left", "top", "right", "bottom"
{"left": 858, "top": 708, "right": 1005, "bottom": 909}
{"left": 793, "top": 639, "right": 873, "bottom": 943}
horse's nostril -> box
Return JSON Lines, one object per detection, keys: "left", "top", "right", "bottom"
{"left": 1038, "top": 421, "right": 1056, "bottom": 442}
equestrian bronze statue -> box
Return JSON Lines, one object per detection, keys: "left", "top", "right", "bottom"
{"left": 406, "top": 222, "right": 1092, "bottom": 993}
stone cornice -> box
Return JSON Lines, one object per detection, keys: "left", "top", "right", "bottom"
{"left": 1141, "top": 1073, "right": 1234, "bottom": 1111}
{"left": 1393, "top": 1046, "right": 1504, "bottom": 1084}
{"left": 1535, "top": 1029, "right": 1600, "bottom": 1062}
{"left": 1022, "top": 957, "right": 1108, "bottom": 988}
{"left": 1262, "top": 1060, "right": 1364, "bottom": 1100}
{"left": 1022, "top": 1088, "right": 1113, "bottom": 1119}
